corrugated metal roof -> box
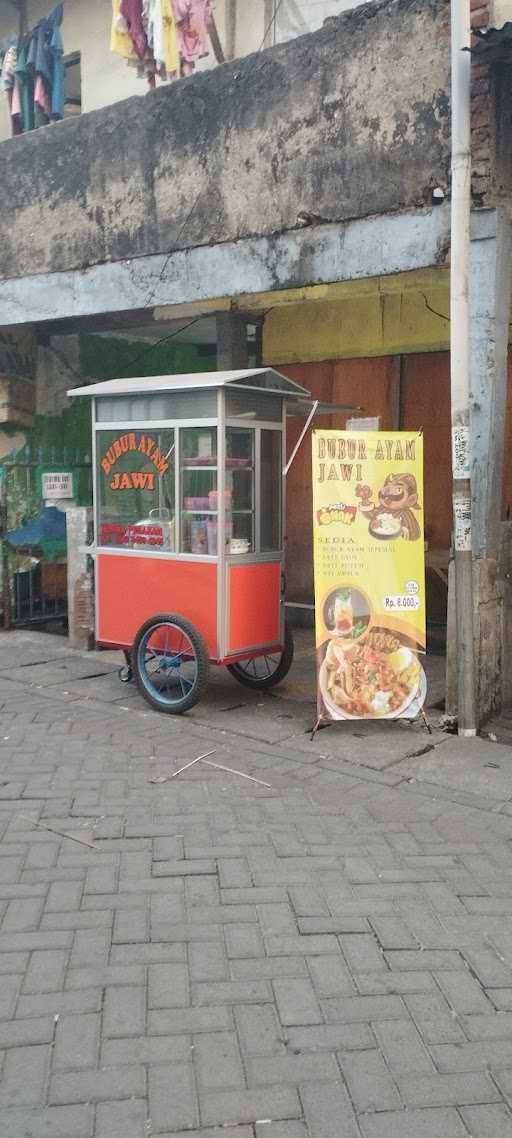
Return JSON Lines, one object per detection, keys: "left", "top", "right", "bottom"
{"left": 68, "top": 368, "right": 310, "bottom": 400}
{"left": 471, "top": 23, "right": 512, "bottom": 59}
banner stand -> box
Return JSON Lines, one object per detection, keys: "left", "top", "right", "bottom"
{"left": 309, "top": 703, "right": 433, "bottom": 742}
{"left": 311, "top": 429, "right": 428, "bottom": 733}
{"left": 419, "top": 706, "right": 433, "bottom": 735}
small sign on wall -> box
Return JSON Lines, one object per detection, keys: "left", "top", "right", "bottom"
{"left": 42, "top": 472, "right": 73, "bottom": 500}
{"left": 346, "top": 417, "right": 380, "bottom": 432}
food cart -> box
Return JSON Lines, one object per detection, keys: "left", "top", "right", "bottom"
{"left": 68, "top": 368, "right": 311, "bottom": 713}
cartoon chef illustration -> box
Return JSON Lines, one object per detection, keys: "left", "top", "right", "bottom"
{"left": 367, "top": 473, "right": 422, "bottom": 541}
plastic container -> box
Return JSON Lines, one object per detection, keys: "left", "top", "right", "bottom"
{"left": 208, "top": 490, "right": 232, "bottom": 510}
{"left": 207, "top": 519, "right": 217, "bottom": 555}
{"left": 184, "top": 496, "right": 210, "bottom": 510}
{"left": 191, "top": 520, "right": 208, "bottom": 554}
{"left": 230, "top": 538, "right": 250, "bottom": 554}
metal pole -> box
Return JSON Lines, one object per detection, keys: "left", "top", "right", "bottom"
{"left": 283, "top": 401, "right": 319, "bottom": 477}
{"left": 0, "top": 504, "right": 11, "bottom": 631}
{"left": 450, "top": 0, "right": 476, "bottom": 735}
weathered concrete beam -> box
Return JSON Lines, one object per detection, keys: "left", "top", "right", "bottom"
{"left": 0, "top": 0, "right": 450, "bottom": 283}
{"left": 0, "top": 207, "right": 450, "bottom": 328}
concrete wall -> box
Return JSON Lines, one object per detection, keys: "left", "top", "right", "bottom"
{"left": 0, "top": 0, "right": 451, "bottom": 283}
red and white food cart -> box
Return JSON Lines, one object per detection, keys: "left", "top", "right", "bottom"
{"left": 69, "top": 368, "right": 311, "bottom": 713}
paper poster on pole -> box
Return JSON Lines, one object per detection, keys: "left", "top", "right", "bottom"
{"left": 453, "top": 495, "right": 472, "bottom": 551}
{"left": 312, "top": 430, "right": 427, "bottom": 722}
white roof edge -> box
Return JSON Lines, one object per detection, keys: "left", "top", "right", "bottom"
{"left": 67, "top": 368, "right": 310, "bottom": 399}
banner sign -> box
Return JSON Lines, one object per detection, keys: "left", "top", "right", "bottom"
{"left": 312, "top": 430, "right": 426, "bottom": 721}
{"left": 42, "top": 472, "right": 73, "bottom": 500}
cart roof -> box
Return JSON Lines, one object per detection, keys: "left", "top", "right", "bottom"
{"left": 68, "top": 368, "right": 310, "bottom": 399}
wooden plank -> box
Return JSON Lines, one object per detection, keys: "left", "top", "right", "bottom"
{"left": 208, "top": 13, "right": 225, "bottom": 64}
{"left": 226, "top": 0, "right": 237, "bottom": 59}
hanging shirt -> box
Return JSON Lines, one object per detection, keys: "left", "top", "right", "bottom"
{"left": 172, "top": 0, "right": 211, "bottom": 65}
{"left": 120, "top": 0, "right": 148, "bottom": 59}
{"left": 2, "top": 45, "right": 22, "bottom": 136}
{"left": 32, "top": 19, "right": 52, "bottom": 84}
{"left": 34, "top": 75, "right": 50, "bottom": 113}
{"left": 146, "top": 0, "right": 178, "bottom": 74}
{"left": 1, "top": 44, "right": 17, "bottom": 92}
{"left": 161, "top": 0, "right": 178, "bottom": 75}
{"left": 34, "top": 74, "right": 50, "bottom": 127}
{"left": 11, "top": 75, "right": 22, "bottom": 132}
{"left": 50, "top": 17, "right": 65, "bottom": 119}
{"left": 15, "top": 42, "right": 34, "bottom": 131}
{"left": 111, "top": 0, "right": 138, "bottom": 59}
{"left": 26, "top": 31, "right": 38, "bottom": 76}
{"left": 144, "top": 0, "right": 159, "bottom": 58}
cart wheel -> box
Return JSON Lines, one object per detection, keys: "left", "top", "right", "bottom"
{"left": 133, "top": 613, "right": 209, "bottom": 714}
{"left": 228, "top": 624, "right": 294, "bottom": 690}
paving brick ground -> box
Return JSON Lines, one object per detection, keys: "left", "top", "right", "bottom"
{"left": 1, "top": 631, "right": 512, "bottom": 1136}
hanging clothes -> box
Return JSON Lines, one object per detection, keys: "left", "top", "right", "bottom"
{"left": 154, "top": 0, "right": 166, "bottom": 64}
{"left": 10, "top": 77, "right": 22, "bottom": 133}
{"left": 112, "top": 0, "right": 178, "bottom": 83}
{"left": 111, "top": 0, "right": 208, "bottom": 86}
{"left": 146, "top": 0, "right": 178, "bottom": 76}
{"left": 120, "top": 0, "right": 148, "bottom": 59}
{"left": 171, "top": 0, "right": 211, "bottom": 67}
{"left": 139, "top": 0, "right": 158, "bottom": 81}
{"left": 2, "top": 3, "right": 65, "bottom": 135}
{"left": 15, "top": 42, "right": 34, "bottom": 132}
{"left": 144, "top": 0, "right": 160, "bottom": 60}
{"left": 1, "top": 43, "right": 16, "bottom": 93}
{"left": 111, "top": 0, "right": 138, "bottom": 60}
{"left": 49, "top": 6, "right": 65, "bottom": 120}
{"left": 1, "top": 43, "right": 22, "bottom": 136}
{"left": 34, "top": 73, "right": 50, "bottom": 127}
{"left": 31, "top": 19, "right": 51, "bottom": 88}
{"left": 1, "top": 43, "right": 16, "bottom": 92}
{"left": 161, "top": 0, "right": 179, "bottom": 75}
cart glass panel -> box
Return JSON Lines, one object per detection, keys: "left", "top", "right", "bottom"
{"left": 96, "top": 390, "right": 217, "bottom": 422}
{"left": 260, "top": 430, "right": 282, "bottom": 552}
{"left": 225, "top": 389, "right": 281, "bottom": 422}
{"left": 180, "top": 427, "right": 218, "bottom": 555}
{"left": 226, "top": 428, "right": 254, "bottom": 554}
{"left": 97, "top": 429, "right": 175, "bottom": 550}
